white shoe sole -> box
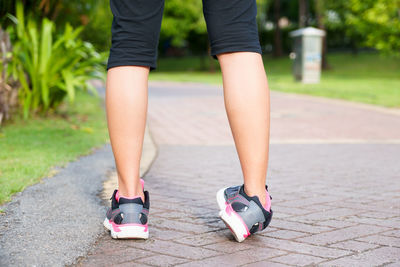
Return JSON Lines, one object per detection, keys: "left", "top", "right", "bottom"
{"left": 216, "top": 188, "right": 248, "bottom": 242}
{"left": 103, "top": 218, "right": 112, "bottom": 231}
{"left": 103, "top": 218, "right": 149, "bottom": 239}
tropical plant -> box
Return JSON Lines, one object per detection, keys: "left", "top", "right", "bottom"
{"left": 7, "top": 0, "right": 106, "bottom": 119}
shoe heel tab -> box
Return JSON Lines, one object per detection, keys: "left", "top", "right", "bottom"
{"left": 111, "top": 189, "right": 118, "bottom": 200}
{"left": 143, "top": 191, "right": 150, "bottom": 209}
{"left": 265, "top": 185, "right": 272, "bottom": 200}
{"left": 118, "top": 196, "right": 143, "bottom": 205}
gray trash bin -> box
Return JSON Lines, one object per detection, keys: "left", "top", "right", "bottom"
{"left": 289, "top": 27, "right": 325, "bottom": 84}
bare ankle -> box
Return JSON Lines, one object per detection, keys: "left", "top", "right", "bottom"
{"left": 118, "top": 179, "right": 145, "bottom": 202}
{"left": 244, "top": 186, "right": 267, "bottom": 207}
{"left": 118, "top": 188, "right": 145, "bottom": 202}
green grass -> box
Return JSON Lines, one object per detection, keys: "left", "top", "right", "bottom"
{"left": 149, "top": 53, "right": 400, "bottom": 108}
{"left": 0, "top": 91, "right": 109, "bottom": 204}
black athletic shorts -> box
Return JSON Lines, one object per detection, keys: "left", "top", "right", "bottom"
{"left": 107, "top": 0, "right": 262, "bottom": 71}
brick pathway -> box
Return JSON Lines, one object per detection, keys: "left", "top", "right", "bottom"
{"left": 77, "top": 82, "right": 400, "bottom": 266}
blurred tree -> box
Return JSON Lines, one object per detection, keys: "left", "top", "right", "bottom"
{"left": 324, "top": 0, "right": 400, "bottom": 55}
{"left": 161, "top": 0, "right": 209, "bottom": 70}
{"left": 273, "top": 0, "right": 283, "bottom": 57}
{"left": 263, "top": 0, "right": 297, "bottom": 55}
{"left": 315, "top": 0, "right": 330, "bottom": 69}
{"left": 47, "top": 0, "right": 112, "bottom": 52}
{"left": 323, "top": 0, "right": 361, "bottom": 53}
{"left": 161, "top": 0, "right": 206, "bottom": 48}
{"left": 77, "top": 1, "right": 112, "bottom": 52}
{"left": 256, "top": 0, "right": 270, "bottom": 31}
{"left": 2, "top": 0, "right": 397, "bottom": 57}
{"left": 0, "top": 0, "right": 112, "bottom": 52}
{"left": 299, "top": 0, "right": 307, "bottom": 27}
{"left": 0, "top": 1, "right": 14, "bottom": 27}
{"left": 1, "top": 0, "right": 62, "bottom": 21}
{"left": 345, "top": 0, "right": 400, "bottom": 55}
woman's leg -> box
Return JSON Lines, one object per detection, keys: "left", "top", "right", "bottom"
{"left": 218, "top": 52, "right": 270, "bottom": 207}
{"left": 105, "top": 66, "right": 149, "bottom": 200}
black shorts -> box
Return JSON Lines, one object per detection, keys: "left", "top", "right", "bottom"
{"left": 107, "top": 0, "right": 262, "bottom": 71}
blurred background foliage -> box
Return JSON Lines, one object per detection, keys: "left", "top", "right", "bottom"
{"left": 0, "top": 0, "right": 399, "bottom": 123}
{"left": 0, "top": 0, "right": 113, "bottom": 51}
{"left": 1, "top": 0, "right": 399, "bottom": 55}
{"left": 0, "top": 0, "right": 107, "bottom": 121}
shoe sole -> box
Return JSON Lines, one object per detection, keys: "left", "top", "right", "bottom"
{"left": 103, "top": 218, "right": 149, "bottom": 239}
{"left": 216, "top": 188, "right": 248, "bottom": 243}
{"left": 103, "top": 218, "right": 112, "bottom": 232}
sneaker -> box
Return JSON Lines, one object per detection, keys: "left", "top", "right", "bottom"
{"left": 216, "top": 185, "right": 272, "bottom": 242}
{"left": 103, "top": 179, "right": 150, "bottom": 239}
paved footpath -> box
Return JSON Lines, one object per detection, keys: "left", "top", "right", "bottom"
{"left": 77, "top": 82, "right": 400, "bottom": 266}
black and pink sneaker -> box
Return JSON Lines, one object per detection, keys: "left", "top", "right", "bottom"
{"left": 103, "top": 179, "right": 150, "bottom": 239}
{"left": 216, "top": 185, "right": 272, "bottom": 242}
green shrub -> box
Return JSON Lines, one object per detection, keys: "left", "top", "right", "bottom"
{"left": 7, "top": 0, "right": 106, "bottom": 119}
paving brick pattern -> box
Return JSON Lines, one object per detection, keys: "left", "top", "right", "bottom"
{"left": 77, "top": 82, "right": 400, "bottom": 266}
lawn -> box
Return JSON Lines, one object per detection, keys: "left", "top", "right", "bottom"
{"left": 149, "top": 53, "right": 400, "bottom": 108}
{"left": 0, "top": 90, "right": 109, "bottom": 205}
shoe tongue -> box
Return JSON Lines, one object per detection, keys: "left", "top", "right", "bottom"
{"left": 118, "top": 196, "right": 143, "bottom": 205}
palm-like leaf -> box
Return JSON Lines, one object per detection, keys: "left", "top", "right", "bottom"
{"left": 7, "top": 0, "right": 106, "bottom": 118}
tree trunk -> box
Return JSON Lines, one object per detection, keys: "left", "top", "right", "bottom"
{"left": 299, "top": 0, "right": 307, "bottom": 28}
{"left": 0, "top": 28, "right": 19, "bottom": 126}
{"left": 315, "top": 0, "right": 330, "bottom": 70}
{"left": 273, "top": 0, "right": 283, "bottom": 57}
